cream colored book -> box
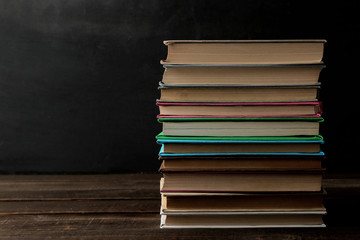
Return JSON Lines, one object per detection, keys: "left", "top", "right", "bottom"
{"left": 159, "top": 86, "right": 319, "bottom": 102}
{"left": 162, "top": 64, "right": 324, "bottom": 86}
{"left": 161, "top": 172, "right": 323, "bottom": 192}
{"left": 161, "top": 40, "right": 326, "bottom": 65}
{"left": 160, "top": 213, "right": 326, "bottom": 228}
{"left": 161, "top": 192, "right": 326, "bottom": 213}
{"left": 162, "top": 121, "right": 321, "bottom": 137}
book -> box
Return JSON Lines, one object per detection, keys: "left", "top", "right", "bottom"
{"left": 158, "top": 85, "right": 319, "bottom": 102}
{"left": 161, "top": 118, "right": 323, "bottom": 137}
{"left": 157, "top": 101, "right": 322, "bottom": 118}
{"left": 159, "top": 147, "right": 324, "bottom": 157}
{"left": 158, "top": 116, "right": 323, "bottom": 122}
{"left": 162, "top": 64, "right": 325, "bottom": 86}
{"left": 160, "top": 213, "right": 325, "bottom": 228}
{"left": 161, "top": 143, "right": 321, "bottom": 154}
{"left": 155, "top": 132, "right": 324, "bottom": 144}
{"left": 159, "top": 156, "right": 324, "bottom": 171}
{"left": 156, "top": 132, "right": 324, "bottom": 142}
{"left": 161, "top": 191, "right": 325, "bottom": 213}
{"left": 161, "top": 40, "right": 326, "bottom": 65}
{"left": 157, "top": 132, "right": 324, "bottom": 155}
{"left": 160, "top": 171, "right": 323, "bottom": 192}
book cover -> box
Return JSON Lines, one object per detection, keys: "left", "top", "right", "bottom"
{"left": 157, "top": 101, "right": 323, "bottom": 118}
{"left": 158, "top": 145, "right": 325, "bottom": 157}
{"left": 156, "top": 132, "right": 324, "bottom": 144}
{"left": 159, "top": 85, "right": 320, "bottom": 102}
{"left": 161, "top": 40, "right": 326, "bottom": 65}
{"left": 159, "top": 81, "right": 321, "bottom": 88}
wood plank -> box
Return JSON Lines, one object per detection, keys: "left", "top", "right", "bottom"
{"left": 0, "top": 214, "right": 358, "bottom": 240}
{"left": 0, "top": 174, "right": 160, "bottom": 200}
{"left": 0, "top": 200, "right": 160, "bottom": 215}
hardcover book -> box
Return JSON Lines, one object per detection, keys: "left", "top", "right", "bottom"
{"left": 161, "top": 40, "right": 326, "bottom": 65}
{"left": 160, "top": 213, "right": 326, "bottom": 228}
{"left": 158, "top": 84, "right": 320, "bottom": 102}
{"left": 160, "top": 171, "right": 323, "bottom": 193}
{"left": 157, "top": 101, "right": 322, "bottom": 118}
{"left": 161, "top": 118, "right": 323, "bottom": 137}
{"left": 161, "top": 64, "right": 325, "bottom": 86}
{"left": 161, "top": 191, "right": 326, "bottom": 212}
{"left": 159, "top": 156, "right": 325, "bottom": 171}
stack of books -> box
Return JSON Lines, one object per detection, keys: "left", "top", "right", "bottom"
{"left": 156, "top": 40, "right": 327, "bottom": 228}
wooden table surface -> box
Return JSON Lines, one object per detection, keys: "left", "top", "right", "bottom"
{"left": 0, "top": 173, "right": 359, "bottom": 239}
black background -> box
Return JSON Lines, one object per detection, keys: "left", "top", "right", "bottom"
{"left": 0, "top": 0, "right": 358, "bottom": 173}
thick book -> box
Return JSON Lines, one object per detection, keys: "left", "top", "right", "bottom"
{"left": 161, "top": 40, "right": 326, "bottom": 65}
{"left": 160, "top": 213, "right": 326, "bottom": 228}
{"left": 158, "top": 84, "right": 320, "bottom": 102}
{"left": 157, "top": 101, "right": 322, "bottom": 118}
{"left": 162, "top": 64, "right": 325, "bottom": 86}
{"left": 161, "top": 191, "right": 325, "bottom": 213}
{"left": 159, "top": 155, "right": 325, "bottom": 171}
{"left": 161, "top": 117, "right": 323, "bottom": 137}
{"left": 160, "top": 171, "right": 323, "bottom": 193}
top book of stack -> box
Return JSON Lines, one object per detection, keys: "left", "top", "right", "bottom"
{"left": 161, "top": 40, "right": 326, "bottom": 65}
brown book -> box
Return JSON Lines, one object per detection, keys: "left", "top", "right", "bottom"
{"left": 159, "top": 86, "right": 319, "bottom": 102}
{"left": 162, "top": 65, "right": 324, "bottom": 86}
{"left": 159, "top": 156, "right": 324, "bottom": 172}
{"left": 161, "top": 40, "right": 326, "bottom": 65}
{"left": 161, "top": 213, "right": 325, "bottom": 228}
{"left": 162, "top": 142, "right": 321, "bottom": 154}
{"left": 162, "top": 121, "right": 321, "bottom": 137}
{"left": 161, "top": 192, "right": 325, "bottom": 212}
{"left": 160, "top": 171, "right": 323, "bottom": 193}
{"left": 157, "top": 101, "right": 322, "bottom": 117}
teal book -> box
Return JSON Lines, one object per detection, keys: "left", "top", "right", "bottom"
{"left": 156, "top": 132, "right": 324, "bottom": 144}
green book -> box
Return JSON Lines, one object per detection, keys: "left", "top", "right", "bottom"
{"left": 156, "top": 132, "right": 324, "bottom": 143}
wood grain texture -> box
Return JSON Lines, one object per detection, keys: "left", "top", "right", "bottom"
{"left": 0, "top": 214, "right": 359, "bottom": 240}
{"left": 0, "top": 200, "right": 160, "bottom": 215}
{"left": 0, "top": 174, "right": 358, "bottom": 239}
{"left": 0, "top": 174, "right": 160, "bottom": 200}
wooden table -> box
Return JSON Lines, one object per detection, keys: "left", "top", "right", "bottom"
{"left": 0, "top": 173, "right": 359, "bottom": 239}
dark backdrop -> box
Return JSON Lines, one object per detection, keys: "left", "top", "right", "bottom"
{"left": 0, "top": 0, "right": 358, "bottom": 173}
